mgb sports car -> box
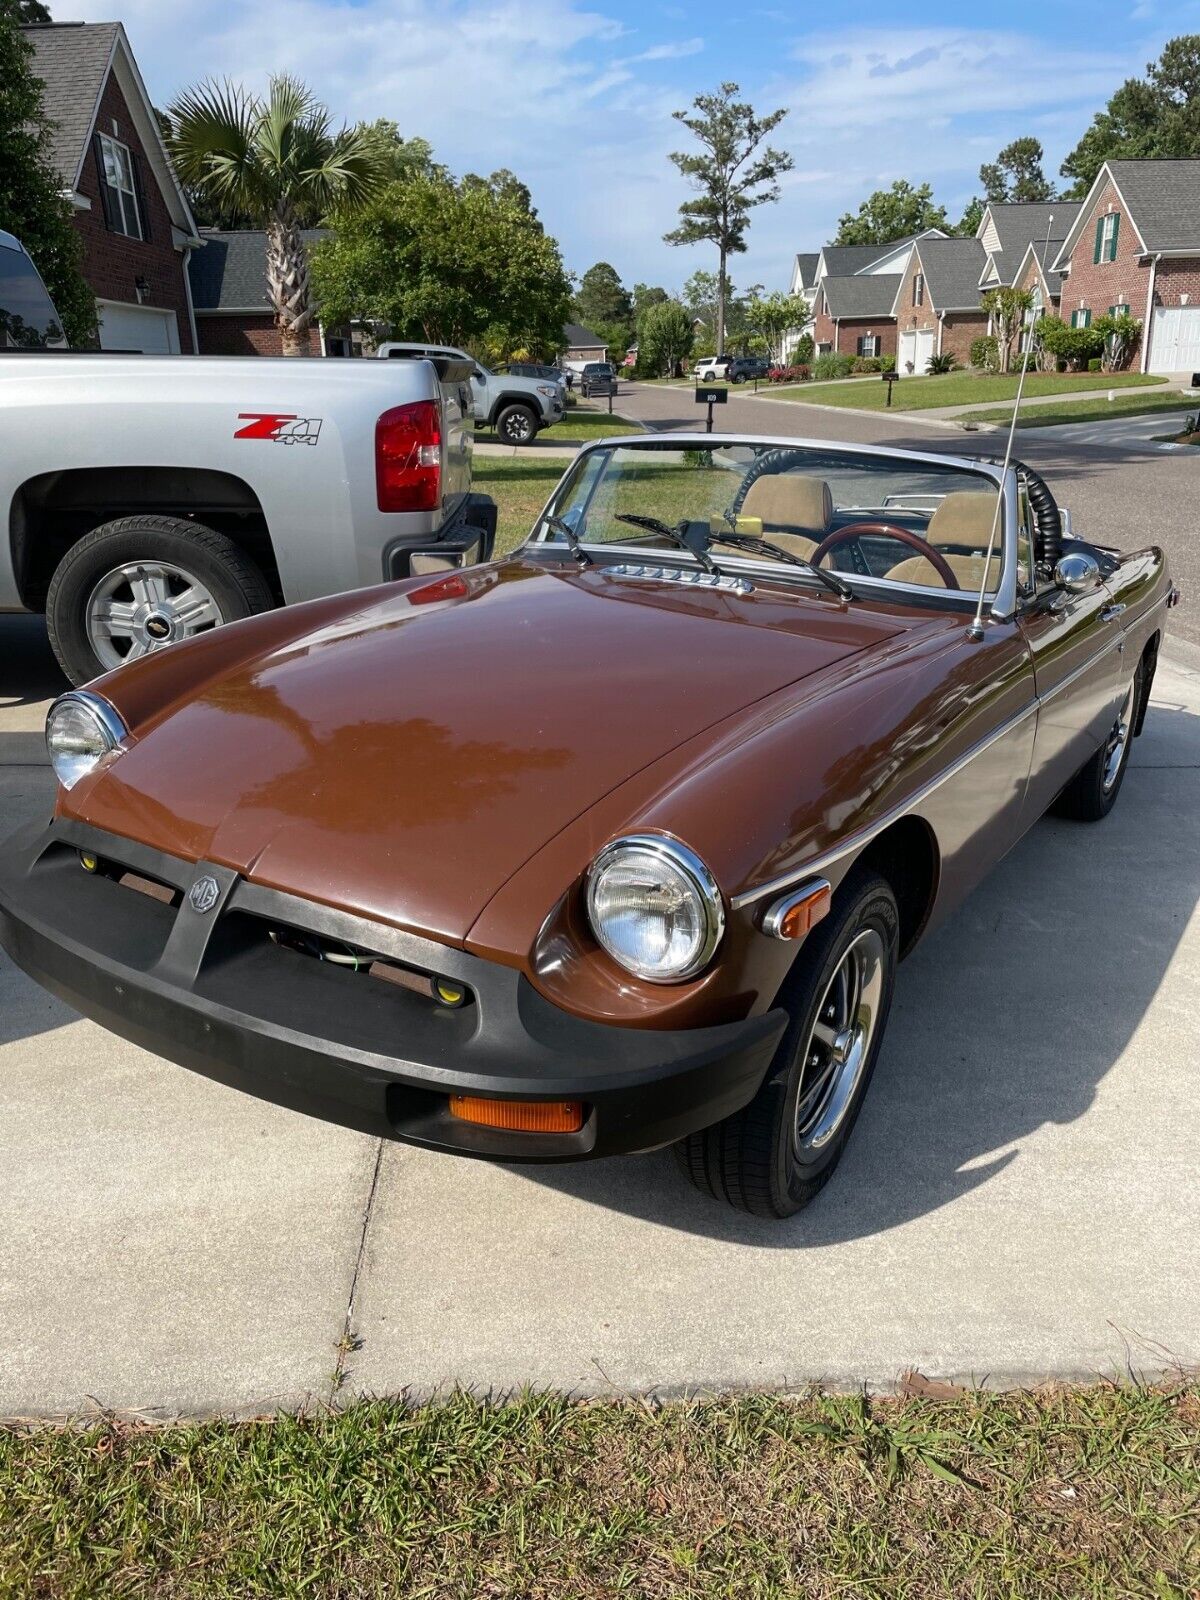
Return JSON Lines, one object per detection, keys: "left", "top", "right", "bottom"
{"left": 0, "top": 434, "right": 1177, "bottom": 1217}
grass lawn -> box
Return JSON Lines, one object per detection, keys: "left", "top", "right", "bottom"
{"left": 474, "top": 456, "right": 565, "bottom": 555}
{"left": 475, "top": 403, "right": 641, "bottom": 446}
{"left": 772, "top": 371, "right": 1167, "bottom": 413}
{"left": 1, "top": 1386, "right": 1196, "bottom": 1597}
{"left": 959, "top": 389, "right": 1198, "bottom": 429}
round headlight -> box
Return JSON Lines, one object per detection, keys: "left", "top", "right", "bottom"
{"left": 45, "top": 692, "right": 127, "bottom": 790}
{"left": 586, "top": 835, "right": 724, "bottom": 983}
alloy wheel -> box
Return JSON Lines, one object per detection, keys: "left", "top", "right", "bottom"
{"left": 794, "top": 927, "right": 885, "bottom": 1155}
{"left": 1102, "top": 680, "right": 1137, "bottom": 792}
{"left": 85, "top": 561, "right": 223, "bottom": 671}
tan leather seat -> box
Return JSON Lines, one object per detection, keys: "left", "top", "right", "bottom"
{"left": 738, "top": 474, "right": 833, "bottom": 559}
{"left": 887, "top": 553, "right": 1002, "bottom": 590}
{"left": 925, "top": 491, "right": 1001, "bottom": 548}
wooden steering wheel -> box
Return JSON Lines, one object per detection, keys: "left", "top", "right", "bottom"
{"left": 810, "top": 522, "right": 959, "bottom": 589}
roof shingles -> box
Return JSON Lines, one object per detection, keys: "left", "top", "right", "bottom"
{"left": 189, "top": 230, "right": 329, "bottom": 312}
{"left": 22, "top": 21, "right": 119, "bottom": 187}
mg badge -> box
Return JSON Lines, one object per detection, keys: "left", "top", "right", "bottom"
{"left": 188, "top": 875, "right": 220, "bottom": 914}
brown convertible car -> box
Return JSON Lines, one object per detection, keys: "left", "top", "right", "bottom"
{"left": 0, "top": 434, "right": 1178, "bottom": 1216}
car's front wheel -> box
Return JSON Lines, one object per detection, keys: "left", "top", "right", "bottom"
{"left": 495, "top": 404, "right": 538, "bottom": 445}
{"left": 46, "top": 515, "right": 274, "bottom": 685}
{"left": 677, "top": 868, "right": 899, "bottom": 1217}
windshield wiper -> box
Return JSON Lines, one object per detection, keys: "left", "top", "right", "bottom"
{"left": 707, "top": 529, "right": 854, "bottom": 602}
{"left": 613, "top": 513, "right": 722, "bottom": 576}
{"left": 542, "top": 513, "right": 594, "bottom": 567}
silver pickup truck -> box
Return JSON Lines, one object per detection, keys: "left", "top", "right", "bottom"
{"left": 0, "top": 230, "right": 494, "bottom": 685}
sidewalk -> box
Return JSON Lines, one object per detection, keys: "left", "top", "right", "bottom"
{"left": 742, "top": 380, "right": 1189, "bottom": 426}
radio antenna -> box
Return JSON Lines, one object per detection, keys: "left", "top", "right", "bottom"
{"left": 967, "top": 211, "right": 1054, "bottom": 641}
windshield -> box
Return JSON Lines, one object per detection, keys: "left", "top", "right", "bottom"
{"left": 532, "top": 439, "right": 1013, "bottom": 598}
{"left": 0, "top": 244, "right": 65, "bottom": 349}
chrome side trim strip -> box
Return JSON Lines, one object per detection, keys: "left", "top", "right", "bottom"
{"left": 731, "top": 630, "right": 1127, "bottom": 911}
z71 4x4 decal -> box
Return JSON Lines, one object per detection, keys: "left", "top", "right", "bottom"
{"left": 235, "top": 413, "right": 323, "bottom": 446}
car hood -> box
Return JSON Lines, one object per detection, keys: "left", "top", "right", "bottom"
{"left": 71, "top": 561, "right": 907, "bottom": 944}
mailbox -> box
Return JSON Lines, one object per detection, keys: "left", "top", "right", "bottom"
{"left": 881, "top": 370, "right": 899, "bottom": 383}
{"left": 695, "top": 387, "right": 728, "bottom": 405}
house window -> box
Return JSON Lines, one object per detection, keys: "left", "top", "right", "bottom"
{"left": 1108, "top": 302, "right": 1128, "bottom": 318}
{"left": 817, "top": 341, "right": 832, "bottom": 355}
{"left": 1093, "top": 211, "right": 1119, "bottom": 264}
{"left": 913, "top": 273, "right": 924, "bottom": 307}
{"left": 96, "top": 133, "right": 144, "bottom": 241}
{"left": 1071, "top": 307, "right": 1092, "bottom": 329}
{"left": 856, "top": 334, "right": 880, "bottom": 357}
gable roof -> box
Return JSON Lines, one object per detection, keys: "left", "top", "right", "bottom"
{"left": 22, "top": 21, "right": 198, "bottom": 242}
{"left": 915, "top": 237, "right": 987, "bottom": 311}
{"left": 820, "top": 274, "right": 903, "bottom": 319}
{"left": 793, "top": 251, "right": 819, "bottom": 287}
{"left": 978, "top": 201, "right": 1081, "bottom": 285}
{"left": 1017, "top": 238, "right": 1067, "bottom": 299}
{"left": 190, "top": 229, "right": 329, "bottom": 312}
{"left": 818, "top": 243, "right": 896, "bottom": 278}
{"left": 562, "top": 322, "right": 605, "bottom": 348}
{"left": 1090, "top": 159, "right": 1200, "bottom": 254}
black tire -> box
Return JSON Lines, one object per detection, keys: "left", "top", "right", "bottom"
{"left": 676, "top": 868, "right": 899, "bottom": 1218}
{"left": 1053, "top": 660, "right": 1143, "bottom": 822}
{"left": 46, "top": 514, "right": 274, "bottom": 686}
{"left": 495, "top": 403, "right": 538, "bottom": 445}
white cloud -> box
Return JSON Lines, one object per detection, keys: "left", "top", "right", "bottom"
{"left": 627, "top": 37, "right": 704, "bottom": 62}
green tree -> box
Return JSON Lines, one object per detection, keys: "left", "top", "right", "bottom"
{"left": 573, "top": 261, "right": 632, "bottom": 332}
{"left": 10, "top": 1, "right": 52, "bottom": 20}
{"left": 664, "top": 82, "right": 792, "bottom": 355}
{"left": 637, "top": 298, "right": 694, "bottom": 377}
{"left": 956, "top": 196, "right": 986, "bottom": 237}
{"left": 682, "top": 268, "right": 723, "bottom": 336}
{"left": 0, "top": 7, "right": 96, "bottom": 344}
{"left": 632, "top": 282, "right": 668, "bottom": 319}
{"left": 462, "top": 166, "right": 538, "bottom": 222}
{"left": 310, "top": 172, "right": 571, "bottom": 353}
{"left": 1036, "top": 313, "right": 1106, "bottom": 370}
{"left": 834, "top": 180, "right": 948, "bottom": 246}
{"left": 981, "top": 286, "right": 1033, "bottom": 374}
{"left": 742, "top": 289, "right": 809, "bottom": 362}
{"left": 359, "top": 119, "right": 440, "bottom": 183}
{"left": 979, "top": 137, "right": 1054, "bottom": 203}
{"left": 166, "top": 76, "right": 389, "bottom": 355}
{"left": 1061, "top": 36, "right": 1200, "bottom": 193}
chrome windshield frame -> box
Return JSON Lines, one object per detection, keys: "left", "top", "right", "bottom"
{"left": 525, "top": 432, "right": 1020, "bottom": 620}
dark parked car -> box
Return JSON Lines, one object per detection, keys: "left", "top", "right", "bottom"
{"left": 0, "top": 433, "right": 1175, "bottom": 1217}
{"left": 580, "top": 362, "right": 617, "bottom": 398}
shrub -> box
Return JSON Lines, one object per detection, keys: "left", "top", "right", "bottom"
{"left": 1094, "top": 311, "right": 1142, "bottom": 372}
{"left": 795, "top": 333, "right": 814, "bottom": 365}
{"left": 925, "top": 352, "right": 956, "bottom": 375}
{"left": 812, "top": 352, "right": 854, "bottom": 381}
{"left": 1087, "top": 356, "right": 1102, "bottom": 372}
{"left": 851, "top": 355, "right": 885, "bottom": 373}
{"left": 1037, "top": 314, "right": 1105, "bottom": 370}
{"left": 767, "top": 363, "right": 809, "bottom": 384}
{"left": 970, "top": 335, "right": 999, "bottom": 372}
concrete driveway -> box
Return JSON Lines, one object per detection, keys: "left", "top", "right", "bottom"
{"left": 1014, "top": 409, "right": 1196, "bottom": 452}
{"left": 1, "top": 612, "right": 1197, "bottom": 1417}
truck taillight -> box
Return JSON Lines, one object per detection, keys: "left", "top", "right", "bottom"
{"left": 375, "top": 400, "right": 442, "bottom": 512}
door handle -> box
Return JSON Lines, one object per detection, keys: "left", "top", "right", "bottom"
{"left": 1100, "top": 604, "right": 1126, "bottom": 623}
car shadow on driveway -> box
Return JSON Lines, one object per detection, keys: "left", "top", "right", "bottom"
{"left": 518, "top": 702, "right": 1200, "bottom": 1246}
{"left": 0, "top": 614, "right": 66, "bottom": 709}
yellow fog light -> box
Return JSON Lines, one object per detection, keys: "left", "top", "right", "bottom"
{"left": 433, "top": 979, "right": 467, "bottom": 1008}
{"left": 79, "top": 852, "right": 98, "bottom": 873}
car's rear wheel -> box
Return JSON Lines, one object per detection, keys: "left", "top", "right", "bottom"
{"left": 47, "top": 515, "right": 274, "bottom": 685}
{"left": 496, "top": 404, "right": 538, "bottom": 445}
{"left": 676, "top": 868, "right": 899, "bottom": 1217}
{"left": 1053, "top": 662, "right": 1142, "bottom": 822}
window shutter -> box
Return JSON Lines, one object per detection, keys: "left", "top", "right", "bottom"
{"left": 1108, "top": 212, "right": 1119, "bottom": 261}
{"left": 93, "top": 133, "right": 117, "bottom": 231}
{"left": 1082, "top": 308, "right": 1091, "bottom": 328}
{"left": 130, "top": 150, "right": 151, "bottom": 243}
{"left": 1093, "top": 216, "right": 1104, "bottom": 265}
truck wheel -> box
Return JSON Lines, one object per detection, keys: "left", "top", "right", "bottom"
{"left": 46, "top": 515, "right": 274, "bottom": 685}
{"left": 496, "top": 404, "right": 538, "bottom": 445}
{"left": 676, "top": 868, "right": 899, "bottom": 1218}
{"left": 1053, "top": 664, "right": 1142, "bottom": 822}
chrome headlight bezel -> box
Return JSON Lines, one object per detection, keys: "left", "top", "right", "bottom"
{"left": 45, "top": 691, "right": 128, "bottom": 790}
{"left": 585, "top": 834, "right": 725, "bottom": 984}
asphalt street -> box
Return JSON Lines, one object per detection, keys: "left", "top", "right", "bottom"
{"left": 619, "top": 381, "right": 1200, "bottom": 654}
{"left": 1, "top": 599, "right": 1197, "bottom": 1416}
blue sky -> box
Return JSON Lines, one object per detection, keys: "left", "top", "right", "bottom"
{"left": 73, "top": 0, "right": 1200, "bottom": 295}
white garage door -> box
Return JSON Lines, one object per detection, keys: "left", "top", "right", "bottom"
{"left": 1149, "top": 306, "right": 1200, "bottom": 374}
{"left": 898, "top": 328, "right": 935, "bottom": 374}
{"left": 97, "top": 300, "right": 180, "bottom": 354}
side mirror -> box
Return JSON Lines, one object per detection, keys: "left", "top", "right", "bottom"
{"left": 1054, "top": 550, "right": 1101, "bottom": 595}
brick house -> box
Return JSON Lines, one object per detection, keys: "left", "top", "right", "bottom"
{"left": 895, "top": 237, "right": 989, "bottom": 370}
{"left": 22, "top": 20, "right": 200, "bottom": 352}
{"left": 977, "top": 201, "right": 1080, "bottom": 295}
{"left": 188, "top": 230, "right": 330, "bottom": 356}
{"left": 562, "top": 323, "right": 607, "bottom": 363}
{"left": 1050, "top": 159, "right": 1200, "bottom": 373}
{"left": 811, "top": 274, "right": 900, "bottom": 359}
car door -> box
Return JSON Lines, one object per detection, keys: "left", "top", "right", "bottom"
{"left": 1018, "top": 572, "right": 1127, "bottom": 821}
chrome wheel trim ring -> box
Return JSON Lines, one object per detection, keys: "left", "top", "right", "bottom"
{"left": 1102, "top": 680, "right": 1137, "bottom": 793}
{"left": 793, "top": 927, "right": 886, "bottom": 1156}
{"left": 85, "top": 560, "right": 223, "bottom": 672}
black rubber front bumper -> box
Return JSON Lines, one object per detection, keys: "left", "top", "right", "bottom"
{"left": 0, "top": 819, "right": 787, "bottom": 1162}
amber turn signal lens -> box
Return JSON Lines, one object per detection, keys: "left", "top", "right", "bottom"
{"left": 79, "top": 851, "right": 98, "bottom": 873}
{"left": 449, "top": 1096, "right": 584, "bottom": 1133}
{"left": 763, "top": 879, "right": 832, "bottom": 940}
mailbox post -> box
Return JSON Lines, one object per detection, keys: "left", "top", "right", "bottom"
{"left": 882, "top": 369, "right": 899, "bottom": 407}
{"left": 695, "top": 385, "right": 728, "bottom": 434}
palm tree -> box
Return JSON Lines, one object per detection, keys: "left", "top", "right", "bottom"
{"left": 167, "top": 76, "right": 387, "bottom": 355}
